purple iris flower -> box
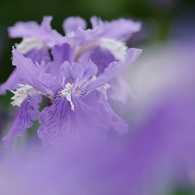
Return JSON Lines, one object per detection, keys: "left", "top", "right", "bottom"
{"left": 3, "top": 46, "right": 141, "bottom": 147}
{"left": 0, "top": 16, "right": 141, "bottom": 108}
{"left": 1, "top": 16, "right": 142, "bottom": 147}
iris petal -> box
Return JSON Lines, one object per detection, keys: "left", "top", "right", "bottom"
{"left": 63, "top": 17, "right": 87, "bottom": 35}
{"left": 38, "top": 91, "right": 111, "bottom": 147}
{"left": 3, "top": 95, "right": 42, "bottom": 147}
{"left": 8, "top": 16, "right": 62, "bottom": 48}
{"left": 12, "top": 49, "right": 59, "bottom": 95}
{"left": 88, "top": 48, "right": 142, "bottom": 91}
{"left": 0, "top": 69, "right": 23, "bottom": 95}
{"left": 90, "top": 17, "right": 141, "bottom": 41}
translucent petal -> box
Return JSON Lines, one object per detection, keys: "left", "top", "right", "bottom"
{"left": 88, "top": 48, "right": 142, "bottom": 91}
{"left": 108, "top": 76, "right": 135, "bottom": 103}
{"left": 98, "top": 93, "right": 129, "bottom": 135}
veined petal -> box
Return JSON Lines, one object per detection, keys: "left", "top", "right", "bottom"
{"left": 0, "top": 47, "right": 50, "bottom": 95}
{"left": 50, "top": 43, "right": 72, "bottom": 64}
{"left": 60, "top": 60, "right": 88, "bottom": 83}
{"left": 37, "top": 91, "right": 111, "bottom": 147}
{"left": 80, "top": 60, "right": 98, "bottom": 82}
{"left": 3, "top": 94, "right": 42, "bottom": 147}
{"left": 46, "top": 43, "right": 72, "bottom": 79}
{"left": 60, "top": 61, "right": 83, "bottom": 82}
{"left": 71, "top": 62, "right": 84, "bottom": 79}
{"left": 60, "top": 61, "right": 71, "bottom": 79}
{"left": 12, "top": 49, "right": 59, "bottom": 95}
{"left": 60, "top": 60, "right": 97, "bottom": 87}
{"left": 98, "top": 93, "right": 129, "bottom": 135}
{"left": 87, "top": 48, "right": 142, "bottom": 91}
{"left": 8, "top": 16, "right": 63, "bottom": 48}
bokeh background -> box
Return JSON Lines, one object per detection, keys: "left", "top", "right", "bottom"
{"left": 0, "top": 0, "right": 195, "bottom": 194}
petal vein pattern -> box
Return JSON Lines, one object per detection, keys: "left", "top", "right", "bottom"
{"left": 3, "top": 94, "right": 42, "bottom": 147}
{"left": 12, "top": 49, "right": 59, "bottom": 96}
{"left": 38, "top": 92, "right": 111, "bottom": 146}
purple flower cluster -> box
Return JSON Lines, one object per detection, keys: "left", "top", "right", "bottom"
{"left": 0, "top": 16, "right": 142, "bottom": 147}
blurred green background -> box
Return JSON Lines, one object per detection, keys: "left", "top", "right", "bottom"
{"left": 0, "top": 0, "right": 195, "bottom": 194}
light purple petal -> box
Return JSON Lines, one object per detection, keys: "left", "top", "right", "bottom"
{"left": 25, "top": 47, "right": 50, "bottom": 64}
{"left": 60, "top": 60, "right": 97, "bottom": 84}
{"left": 8, "top": 21, "right": 39, "bottom": 37}
{"left": 46, "top": 43, "right": 72, "bottom": 79}
{"left": 38, "top": 91, "right": 111, "bottom": 147}
{"left": 0, "top": 48, "right": 52, "bottom": 95}
{"left": 80, "top": 60, "right": 98, "bottom": 82}
{"left": 108, "top": 76, "right": 135, "bottom": 103}
{"left": 3, "top": 94, "right": 42, "bottom": 147}
{"left": 63, "top": 17, "right": 87, "bottom": 35}
{"left": 12, "top": 49, "right": 59, "bottom": 95}
{"left": 66, "top": 58, "right": 98, "bottom": 85}
{"left": 71, "top": 62, "right": 84, "bottom": 79}
{"left": 106, "top": 77, "right": 136, "bottom": 129}
{"left": 98, "top": 93, "right": 128, "bottom": 135}
{"left": 40, "top": 16, "right": 53, "bottom": 31}
{"left": 90, "top": 47, "right": 115, "bottom": 75}
{"left": 60, "top": 61, "right": 83, "bottom": 82}
{"left": 8, "top": 16, "right": 63, "bottom": 47}
{"left": 0, "top": 69, "right": 23, "bottom": 94}
{"left": 88, "top": 48, "right": 142, "bottom": 91}
{"left": 90, "top": 17, "right": 141, "bottom": 41}
{"left": 60, "top": 61, "right": 71, "bottom": 79}
{"left": 50, "top": 43, "right": 72, "bottom": 65}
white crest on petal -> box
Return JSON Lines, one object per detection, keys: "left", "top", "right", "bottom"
{"left": 99, "top": 38, "right": 128, "bottom": 61}
{"left": 16, "top": 37, "right": 45, "bottom": 54}
{"left": 60, "top": 83, "right": 75, "bottom": 112}
{"left": 11, "top": 84, "right": 37, "bottom": 107}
